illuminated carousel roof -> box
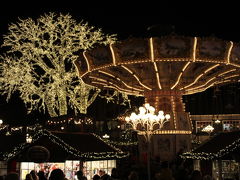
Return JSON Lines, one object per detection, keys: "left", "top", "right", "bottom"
{"left": 75, "top": 36, "right": 240, "bottom": 95}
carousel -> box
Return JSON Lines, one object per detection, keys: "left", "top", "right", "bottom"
{"left": 75, "top": 35, "right": 240, "bottom": 161}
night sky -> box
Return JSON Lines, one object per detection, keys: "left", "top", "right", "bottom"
{"left": 0, "top": 5, "right": 240, "bottom": 125}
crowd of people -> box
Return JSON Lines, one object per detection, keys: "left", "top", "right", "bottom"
{"left": 0, "top": 161, "right": 228, "bottom": 180}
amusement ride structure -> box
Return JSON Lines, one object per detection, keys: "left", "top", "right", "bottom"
{"left": 75, "top": 35, "right": 240, "bottom": 160}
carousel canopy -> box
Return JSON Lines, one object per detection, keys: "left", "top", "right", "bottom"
{"left": 76, "top": 36, "right": 240, "bottom": 96}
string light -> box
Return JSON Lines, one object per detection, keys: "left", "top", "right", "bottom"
{"left": 0, "top": 125, "right": 8, "bottom": 131}
{"left": 0, "top": 124, "right": 41, "bottom": 133}
{"left": 47, "top": 117, "right": 93, "bottom": 125}
{"left": 98, "top": 90, "right": 131, "bottom": 106}
{"left": 2, "top": 129, "right": 129, "bottom": 161}
{"left": 74, "top": 118, "right": 93, "bottom": 125}
{"left": 181, "top": 136, "right": 240, "bottom": 160}
{"left": 102, "top": 139, "right": 138, "bottom": 146}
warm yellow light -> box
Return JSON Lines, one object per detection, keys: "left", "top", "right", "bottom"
{"left": 192, "top": 37, "right": 197, "bottom": 61}
{"left": 202, "top": 125, "right": 214, "bottom": 135}
{"left": 187, "top": 77, "right": 216, "bottom": 92}
{"left": 150, "top": 38, "right": 154, "bottom": 61}
{"left": 125, "top": 103, "right": 170, "bottom": 141}
{"left": 214, "top": 119, "right": 221, "bottom": 124}
{"left": 227, "top": 41, "right": 233, "bottom": 64}
{"left": 102, "top": 134, "right": 110, "bottom": 139}
{"left": 154, "top": 64, "right": 162, "bottom": 90}
{"left": 98, "top": 70, "right": 143, "bottom": 92}
{"left": 224, "top": 74, "right": 239, "bottom": 79}
{"left": 110, "top": 44, "right": 117, "bottom": 66}
{"left": 83, "top": 51, "right": 91, "bottom": 72}
{"left": 171, "top": 72, "right": 182, "bottom": 89}
{"left": 181, "top": 74, "right": 204, "bottom": 90}
{"left": 26, "top": 134, "right": 32, "bottom": 143}
{"left": 121, "top": 65, "right": 152, "bottom": 90}
{"left": 204, "top": 64, "right": 220, "bottom": 74}
{"left": 183, "top": 62, "right": 191, "bottom": 71}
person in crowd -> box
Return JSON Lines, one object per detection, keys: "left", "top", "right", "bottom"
{"left": 128, "top": 171, "right": 138, "bottom": 180}
{"left": 5, "top": 172, "right": 19, "bottom": 180}
{"left": 110, "top": 168, "right": 120, "bottom": 180}
{"left": 173, "top": 160, "right": 191, "bottom": 180}
{"left": 203, "top": 175, "right": 213, "bottom": 180}
{"left": 93, "top": 174, "right": 101, "bottom": 180}
{"left": 156, "top": 168, "right": 175, "bottom": 180}
{"left": 30, "top": 170, "right": 39, "bottom": 180}
{"left": 37, "top": 171, "right": 47, "bottom": 180}
{"left": 99, "top": 170, "right": 110, "bottom": 180}
{"left": 173, "top": 167, "right": 189, "bottom": 180}
{"left": 49, "top": 169, "right": 65, "bottom": 180}
{"left": 154, "top": 161, "right": 174, "bottom": 180}
{"left": 26, "top": 173, "right": 33, "bottom": 180}
{"left": 189, "top": 170, "right": 202, "bottom": 180}
{"left": 76, "top": 170, "right": 87, "bottom": 180}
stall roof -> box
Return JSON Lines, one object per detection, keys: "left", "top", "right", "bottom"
{"left": 0, "top": 133, "right": 26, "bottom": 160}
{"left": 0, "top": 129, "right": 128, "bottom": 162}
{"left": 181, "top": 130, "right": 240, "bottom": 160}
{"left": 51, "top": 131, "right": 116, "bottom": 153}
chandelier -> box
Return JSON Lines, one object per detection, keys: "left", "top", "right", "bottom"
{"left": 125, "top": 103, "right": 170, "bottom": 141}
{"left": 125, "top": 103, "right": 170, "bottom": 180}
{"left": 202, "top": 125, "right": 214, "bottom": 136}
{"left": 214, "top": 119, "right": 221, "bottom": 124}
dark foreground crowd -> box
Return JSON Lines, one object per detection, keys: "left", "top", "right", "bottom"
{"left": 0, "top": 161, "right": 237, "bottom": 180}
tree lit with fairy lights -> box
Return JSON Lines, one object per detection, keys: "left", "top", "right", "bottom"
{"left": 0, "top": 13, "right": 116, "bottom": 117}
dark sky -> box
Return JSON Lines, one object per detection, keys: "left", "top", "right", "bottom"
{"left": 0, "top": 5, "right": 240, "bottom": 125}
{"left": 1, "top": 4, "right": 240, "bottom": 41}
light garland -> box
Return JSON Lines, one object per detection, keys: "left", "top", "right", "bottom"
{"left": 74, "top": 118, "right": 93, "bottom": 125}
{"left": 47, "top": 117, "right": 93, "bottom": 125}
{"left": 0, "top": 125, "right": 8, "bottom": 131}
{"left": 102, "top": 139, "right": 138, "bottom": 146}
{"left": 0, "top": 124, "right": 41, "bottom": 133}
{"left": 1, "top": 129, "right": 129, "bottom": 161}
{"left": 98, "top": 90, "right": 131, "bottom": 106}
{"left": 181, "top": 133, "right": 240, "bottom": 160}
{"left": 191, "top": 139, "right": 201, "bottom": 145}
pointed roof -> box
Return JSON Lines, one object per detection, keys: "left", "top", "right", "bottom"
{"left": 0, "top": 129, "right": 129, "bottom": 162}
{"left": 181, "top": 130, "right": 240, "bottom": 160}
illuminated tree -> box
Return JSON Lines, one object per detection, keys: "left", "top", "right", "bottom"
{"left": 0, "top": 13, "right": 116, "bottom": 117}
